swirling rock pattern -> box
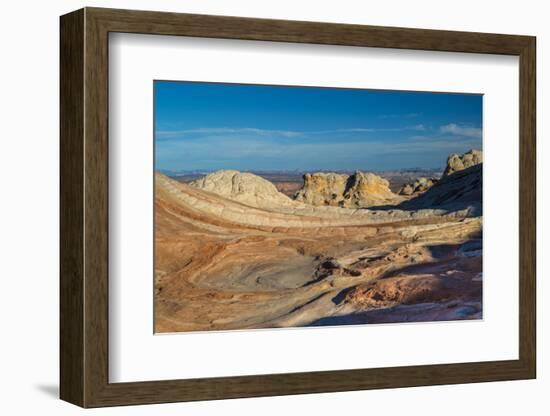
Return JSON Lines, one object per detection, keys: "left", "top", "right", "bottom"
{"left": 155, "top": 164, "right": 482, "bottom": 333}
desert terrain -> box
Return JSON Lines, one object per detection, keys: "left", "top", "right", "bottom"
{"left": 172, "top": 169, "right": 442, "bottom": 196}
{"left": 155, "top": 150, "right": 482, "bottom": 333}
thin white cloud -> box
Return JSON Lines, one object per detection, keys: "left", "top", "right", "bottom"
{"left": 158, "top": 134, "right": 480, "bottom": 159}
{"left": 412, "top": 124, "right": 426, "bottom": 131}
{"left": 156, "top": 127, "right": 303, "bottom": 139}
{"left": 156, "top": 124, "right": 428, "bottom": 140}
{"left": 440, "top": 123, "right": 482, "bottom": 138}
{"left": 330, "top": 124, "right": 425, "bottom": 133}
{"left": 378, "top": 112, "right": 421, "bottom": 119}
{"left": 156, "top": 133, "right": 482, "bottom": 171}
{"left": 331, "top": 128, "right": 375, "bottom": 133}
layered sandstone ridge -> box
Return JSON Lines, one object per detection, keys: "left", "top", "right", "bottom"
{"left": 157, "top": 173, "right": 472, "bottom": 232}
{"left": 294, "top": 171, "right": 403, "bottom": 208}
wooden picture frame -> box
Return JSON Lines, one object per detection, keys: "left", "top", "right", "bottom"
{"left": 60, "top": 7, "right": 536, "bottom": 408}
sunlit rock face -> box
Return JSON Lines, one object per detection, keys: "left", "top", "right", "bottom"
{"left": 443, "top": 149, "right": 482, "bottom": 177}
{"left": 293, "top": 172, "right": 348, "bottom": 207}
{"left": 294, "top": 171, "right": 402, "bottom": 208}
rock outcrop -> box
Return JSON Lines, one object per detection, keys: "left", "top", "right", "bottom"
{"left": 400, "top": 163, "right": 482, "bottom": 215}
{"left": 343, "top": 172, "right": 403, "bottom": 207}
{"left": 443, "top": 149, "right": 482, "bottom": 177}
{"left": 294, "top": 171, "right": 402, "bottom": 208}
{"left": 293, "top": 172, "right": 348, "bottom": 207}
{"left": 398, "top": 177, "right": 438, "bottom": 196}
{"left": 189, "top": 170, "right": 297, "bottom": 209}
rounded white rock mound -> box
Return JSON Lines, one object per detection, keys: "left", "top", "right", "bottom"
{"left": 189, "top": 170, "right": 298, "bottom": 209}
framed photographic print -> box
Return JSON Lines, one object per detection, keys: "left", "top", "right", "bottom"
{"left": 60, "top": 7, "right": 536, "bottom": 408}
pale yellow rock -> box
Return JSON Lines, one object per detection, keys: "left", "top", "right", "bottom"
{"left": 294, "top": 171, "right": 402, "bottom": 208}
{"left": 443, "top": 149, "right": 482, "bottom": 177}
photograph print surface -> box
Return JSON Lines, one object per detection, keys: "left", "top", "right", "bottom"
{"left": 154, "top": 81, "right": 483, "bottom": 333}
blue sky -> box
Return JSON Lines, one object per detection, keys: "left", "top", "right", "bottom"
{"left": 154, "top": 81, "right": 482, "bottom": 172}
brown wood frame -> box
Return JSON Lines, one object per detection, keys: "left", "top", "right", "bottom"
{"left": 60, "top": 7, "right": 536, "bottom": 408}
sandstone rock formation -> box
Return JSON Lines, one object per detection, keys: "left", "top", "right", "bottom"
{"left": 155, "top": 171, "right": 482, "bottom": 332}
{"left": 157, "top": 172, "right": 471, "bottom": 231}
{"left": 443, "top": 149, "right": 482, "bottom": 177}
{"left": 400, "top": 163, "right": 482, "bottom": 215}
{"left": 294, "top": 171, "right": 402, "bottom": 208}
{"left": 343, "top": 171, "right": 403, "bottom": 207}
{"left": 155, "top": 150, "right": 483, "bottom": 333}
{"left": 398, "top": 177, "right": 438, "bottom": 196}
{"left": 189, "top": 170, "right": 297, "bottom": 209}
{"left": 293, "top": 172, "right": 348, "bottom": 207}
